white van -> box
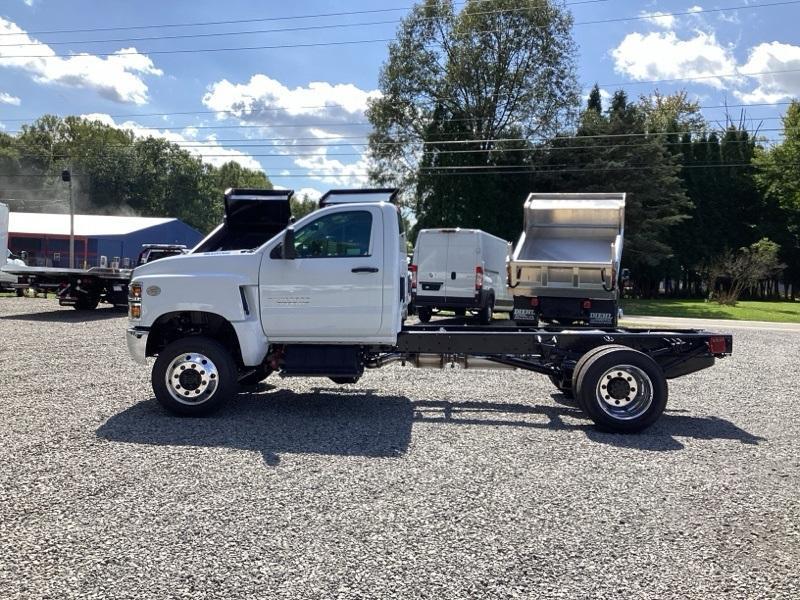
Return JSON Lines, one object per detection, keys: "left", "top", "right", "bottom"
{"left": 410, "top": 228, "right": 513, "bottom": 324}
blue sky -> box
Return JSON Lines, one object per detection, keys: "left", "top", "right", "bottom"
{"left": 1, "top": 0, "right": 799, "bottom": 200}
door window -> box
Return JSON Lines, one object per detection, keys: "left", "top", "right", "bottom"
{"left": 292, "top": 211, "right": 373, "bottom": 258}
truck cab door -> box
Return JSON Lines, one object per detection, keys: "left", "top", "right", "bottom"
{"left": 259, "top": 206, "right": 384, "bottom": 340}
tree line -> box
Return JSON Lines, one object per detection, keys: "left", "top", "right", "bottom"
{"left": 1, "top": 0, "right": 798, "bottom": 301}
{"left": 367, "top": 0, "right": 800, "bottom": 301}
{"left": 0, "top": 115, "right": 316, "bottom": 233}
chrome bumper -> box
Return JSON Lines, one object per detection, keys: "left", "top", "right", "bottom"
{"left": 126, "top": 327, "right": 149, "bottom": 365}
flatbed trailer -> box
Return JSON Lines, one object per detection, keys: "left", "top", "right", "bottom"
{"left": 3, "top": 264, "right": 132, "bottom": 309}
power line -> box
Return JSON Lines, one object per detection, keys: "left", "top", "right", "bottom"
{"left": 2, "top": 1, "right": 796, "bottom": 59}
{"left": 0, "top": 101, "right": 793, "bottom": 126}
{"left": 0, "top": 1, "right": 604, "bottom": 48}
{"left": 1, "top": 114, "right": 787, "bottom": 136}
{"left": 0, "top": 0, "right": 609, "bottom": 40}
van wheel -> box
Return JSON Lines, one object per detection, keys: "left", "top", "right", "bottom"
{"left": 239, "top": 364, "right": 273, "bottom": 386}
{"left": 478, "top": 294, "right": 494, "bottom": 325}
{"left": 152, "top": 336, "right": 238, "bottom": 416}
{"left": 574, "top": 346, "right": 667, "bottom": 433}
{"left": 418, "top": 307, "right": 432, "bottom": 323}
{"left": 453, "top": 308, "right": 466, "bottom": 317}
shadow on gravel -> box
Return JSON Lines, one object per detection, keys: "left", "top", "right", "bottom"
{"left": 412, "top": 397, "right": 764, "bottom": 451}
{"left": 97, "top": 388, "right": 763, "bottom": 464}
{"left": 0, "top": 307, "right": 124, "bottom": 322}
{"left": 96, "top": 387, "right": 413, "bottom": 466}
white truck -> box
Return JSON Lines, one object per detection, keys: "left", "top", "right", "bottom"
{"left": 410, "top": 229, "right": 513, "bottom": 324}
{"left": 508, "top": 193, "right": 625, "bottom": 327}
{"left": 125, "top": 187, "right": 732, "bottom": 433}
{"left": 0, "top": 203, "right": 23, "bottom": 293}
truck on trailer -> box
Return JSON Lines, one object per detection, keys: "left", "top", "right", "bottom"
{"left": 410, "top": 228, "right": 513, "bottom": 324}
{"left": 125, "top": 188, "right": 732, "bottom": 433}
{"left": 508, "top": 193, "right": 625, "bottom": 327}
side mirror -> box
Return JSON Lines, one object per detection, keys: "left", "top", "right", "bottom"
{"left": 282, "top": 227, "right": 297, "bottom": 260}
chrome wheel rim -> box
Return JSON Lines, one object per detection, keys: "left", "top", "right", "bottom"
{"left": 165, "top": 352, "right": 219, "bottom": 405}
{"left": 595, "top": 364, "right": 653, "bottom": 421}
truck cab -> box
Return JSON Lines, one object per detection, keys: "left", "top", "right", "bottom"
{"left": 127, "top": 188, "right": 407, "bottom": 412}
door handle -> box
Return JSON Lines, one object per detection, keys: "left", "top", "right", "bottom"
{"left": 451, "top": 272, "right": 456, "bottom": 280}
{"left": 352, "top": 267, "right": 379, "bottom": 273}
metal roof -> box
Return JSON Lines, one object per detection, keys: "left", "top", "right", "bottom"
{"left": 8, "top": 212, "right": 177, "bottom": 236}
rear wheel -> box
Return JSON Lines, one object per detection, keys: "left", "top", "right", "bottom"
{"left": 478, "top": 294, "right": 494, "bottom": 325}
{"left": 574, "top": 346, "right": 667, "bottom": 433}
{"left": 152, "top": 336, "right": 238, "bottom": 416}
{"left": 74, "top": 295, "right": 99, "bottom": 310}
{"left": 417, "top": 306, "right": 432, "bottom": 323}
{"left": 453, "top": 308, "right": 467, "bottom": 317}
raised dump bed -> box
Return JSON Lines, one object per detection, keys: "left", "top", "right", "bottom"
{"left": 508, "top": 193, "right": 625, "bottom": 326}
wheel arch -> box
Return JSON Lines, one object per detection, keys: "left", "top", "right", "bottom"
{"left": 146, "top": 311, "right": 245, "bottom": 366}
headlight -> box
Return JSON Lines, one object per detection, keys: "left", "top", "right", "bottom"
{"left": 129, "top": 281, "right": 142, "bottom": 319}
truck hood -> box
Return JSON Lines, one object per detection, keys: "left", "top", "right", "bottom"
{"left": 132, "top": 250, "right": 262, "bottom": 284}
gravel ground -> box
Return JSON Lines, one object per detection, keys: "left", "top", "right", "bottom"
{"left": 0, "top": 296, "right": 798, "bottom": 600}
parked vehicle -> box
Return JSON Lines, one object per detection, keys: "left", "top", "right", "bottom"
{"left": 410, "top": 229, "right": 513, "bottom": 324}
{"left": 0, "top": 205, "right": 24, "bottom": 293}
{"left": 0, "top": 204, "right": 199, "bottom": 309}
{"left": 137, "top": 244, "right": 189, "bottom": 265}
{"left": 508, "top": 193, "right": 625, "bottom": 327}
{"left": 125, "top": 188, "right": 732, "bottom": 433}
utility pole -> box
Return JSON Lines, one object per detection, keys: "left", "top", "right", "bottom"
{"left": 61, "top": 169, "right": 73, "bottom": 269}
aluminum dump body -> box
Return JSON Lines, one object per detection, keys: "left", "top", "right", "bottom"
{"left": 509, "top": 193, "right": 625, "bottom": 300}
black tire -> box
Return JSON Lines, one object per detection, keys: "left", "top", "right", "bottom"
{"left": 417, "top": 306, "right": 432, "bottom": 323}
{"left": 239, "top": 364, "right": 273, "bottom": 386}
{"left": 570, "top": 344, "right": 627, "bottom": 400}
{"left": 574, "top": 346, "right": 668, "bottom": 433}
{"left": 152, "top": 336, "right": 239, "bottom": 416}
{"left": 478, "top": 294, "right": 494, "bottom": 325}
{"left": 74, "top": 295, "right": 99, "bottom": 310}
{"left": 329, "top": 376, "right": 360, "bottom": 385}
{"left": 548, "top": 374, "right": 574, "bottom": 399}
{"left": 453, "top": 308, "right": 467, "bottom": 317}
{"left": 15, "top": 288, "right": 24, "bottom": 297}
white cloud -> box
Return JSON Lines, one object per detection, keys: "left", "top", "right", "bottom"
{"left": 0, "top": 17, "right": 162, "bottom": 104}
{"left": 202, "top": 74, "right": 378, "bottom": 184}
{"left": 641, "top": 11, "right": 675, "bottom": 30}
{"left": 0, "top": 92, "right": 21, "bottom": 105}
{"left": 612, "top": 30, "right": 739, "bottom": 89}
{"left": 295, "top": 187, "right": 323, "bottom": 202}
{"left": 688, "top": 5, "right": 703, "bottom": 13}
{"left": 22, "top": 0, "right": 34, "bottom": 6}
{"left": 736, "top": 42, "right": 800, "bottom": 103}
{"left": 80, "top": 113, "right": 264, "bottom": 171}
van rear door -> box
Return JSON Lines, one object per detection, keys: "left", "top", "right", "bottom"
{"left": 415, "top": 232, "right": 448, "bottom": 299}
{"left": 444, "top": 231, "right": 479, "bottom": 300}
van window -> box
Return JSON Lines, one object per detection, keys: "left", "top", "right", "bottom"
{"left": 293, "top": 211, "right": 373, "bottom": 258}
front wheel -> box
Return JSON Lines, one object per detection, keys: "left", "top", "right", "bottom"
{"left": 574, "top": 346, "right": 667, "bottom": 433}
{"left": 417, "top": 306, "right": 432, "bottom": 323}
{"left": 152, "top": 336, "right": 239, "bottom": 416}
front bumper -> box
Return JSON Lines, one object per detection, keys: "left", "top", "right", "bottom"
{"left": 126, "top": 326, "right": 149, "bottom": 365}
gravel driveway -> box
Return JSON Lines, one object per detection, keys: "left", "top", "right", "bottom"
{"left": 0, "top": 297, "right": 797, "bottom": 599}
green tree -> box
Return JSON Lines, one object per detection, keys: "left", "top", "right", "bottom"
{"left": 754, "top": 101, "right": 800, "bottom": 298}
{"left": 367, "top": 0, "right": 579, "bottom": 232}
{"left": 533, "top": 89, "right": 691, "bottom": 295}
